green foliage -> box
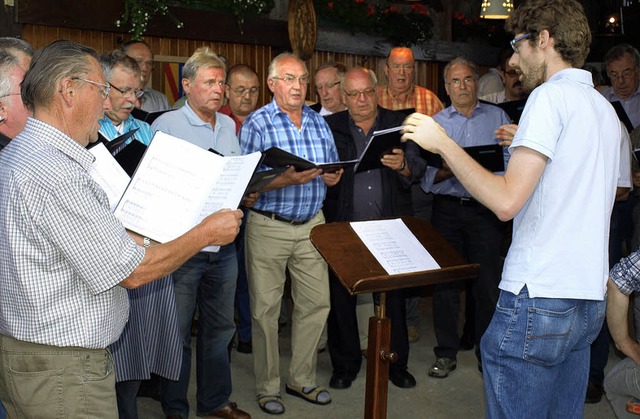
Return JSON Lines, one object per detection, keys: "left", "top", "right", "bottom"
{"left": 314, "top": 0, "right": 433, "bottom": 46}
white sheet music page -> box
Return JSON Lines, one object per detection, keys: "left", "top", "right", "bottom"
{"left": 350, "top": 219, "right": 440, "bottom": 275}
{"left": 114, "top": 131, "right": 262, "bottom": 249}
{"left": 88, "top": 143, "right": 131, "bottom": 211}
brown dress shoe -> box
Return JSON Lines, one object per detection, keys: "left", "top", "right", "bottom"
{"left": 198, "top": 402, "right": 251, "bottom": 419}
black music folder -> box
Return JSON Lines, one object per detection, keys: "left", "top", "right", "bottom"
{"left": 422, "top": 143, "right": 505, "bottom": 172}
{"left": 262, "top": 147, "right": 357, "bottom": 173}
{"left": 354, "top": 126, "right": 405, "bottom": 173}
{"left": 611, "top": 101, "right": 635, "bottom": 133}
{"left": 495, "top": 99, "right": 527, "bottom": 124}
{"left": 131, "top": 108, "right": 175, "bottom": 125}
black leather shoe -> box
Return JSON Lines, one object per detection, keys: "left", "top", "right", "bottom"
{"left": 329, "top": 371, "right": 356, "bottom": 389}
{"left": 585, "top": 381, "right": 604, "bottom": 404}
{"left": 389, "top": 368, "right": 416, "bottom": 388}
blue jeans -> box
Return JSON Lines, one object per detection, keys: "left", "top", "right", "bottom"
{"left": 161, "top": 245, "right": 237, "bottom": 417}
{"left": 480, "top": 287, "right": 605, "bottom": 419}
{"left": 235, "top": 217, "right": 251, "bottom": 343}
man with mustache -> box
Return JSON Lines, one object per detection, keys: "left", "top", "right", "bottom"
{"left": 480, "top": 49, "right": 527, "bottom": 104}
{"left": 402, "top": 0, "right": 627, "bottom": 416}
{"left": 152, "top": 47, "right": 250, "bottom": 419}
{"left": 421, "top": 57, "right": 510, "bottom": 380}
{"left": 311, "top": 61, "right": 347, "bottom": 116}
{"left": 221, "top": 64, "right": 261, "bottom": 135}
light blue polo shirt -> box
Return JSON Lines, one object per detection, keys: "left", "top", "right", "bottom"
{"left": 151, "top": 100, "right": 240, "bottom": 156}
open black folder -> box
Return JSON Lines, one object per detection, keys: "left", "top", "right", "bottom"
{"left": 89, "top": 128, "right": 147, "bottom": 177}
{"left": 131, "top": 108, "right": 175, "bottom": 125}
{"left": 354, "top": 126, "right": 405, "bottom": 173}
{"left": 422, "top": 144, "right": 505, "bottom": 172}
{"left": 262, "top": 147, "right": 357, "bottom": 173}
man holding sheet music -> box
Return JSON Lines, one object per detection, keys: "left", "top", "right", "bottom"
{"left": 151, "top": 48, "right": 251, "bottom": 419}
{"left": 323, "top": 67, "right": 426, "bottom": 390}
{"left": 239, "top": 52, "right": 342, "bottom": 415}
{"left": 419, "top": 57, "right": 510, "bottom": 380}
{"left": 0, "top": 40, "right": 243, "bottom": 418}
{"left": 97, "top": 50, "right": 183, "bottom": 419}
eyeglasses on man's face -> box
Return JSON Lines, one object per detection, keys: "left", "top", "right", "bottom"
{"left": 72, "top": 77, "right": 111, "bottom": 100}
{"left": 110, "top": 83, "right": 145, "bottom": 99}
{"left": 510, "top": 33, "right": 533, "bottom": 53}
{"left": 387, "top": 64, "right": 414, "bottom": 73}
{"left": 316, "top": 81, "right": 341, "bottom": 92}
{"left": 608, "top": 68, "right": 638, "bottom": 82}
{"left": 344, "top": 87, "right": 376, "bottom": 98}
{"left": 133, "top": 58, "right": 155, "bottom": 69}
{"left": 228, "top": 86, "right": 259, "bottom": 96}
{"left": 446, "top": 77, "right": 477, "bottom": 88}
{"left": 272, "top": 75, "right": 310, "bottom": 86}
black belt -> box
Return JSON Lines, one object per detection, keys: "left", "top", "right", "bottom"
{"left": 251, "top": 208, "right": 311, "bottom": 225}
{"left": 436, "top": 194, "right": 479, "bottom": 206}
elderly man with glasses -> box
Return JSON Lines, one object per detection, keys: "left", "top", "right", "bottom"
{"left": 323, "top": 67, "right": 426, "bottom": 391}
{"left": 221, "top": 64, "right": 261, "bottom": 135}
{"left": 122, "top": 39, "right": 170, "bottom": 112}
{"left": 419, "top": 57, "right": 510, "bottom": 380}
{"left": 239, "top": 52, "right": 342, "bottom": 415}
{"left": 0, "top": 39, "right": 243, "bottom": 419}
{"left": 311, "top": 61, "right": 347, "bottom": 116}
{"left": 96, "top": 50, "right": 183, "bottom": 419}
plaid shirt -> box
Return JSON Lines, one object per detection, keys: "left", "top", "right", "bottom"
{"left": 0, "top": 118, "right": 144, "bottom": 349}
{"left": 377, "top": 84, "right": 444, "bottom": 116}
{"left": 610, "top": 250, "right": 640, "bottom": 295}
{"left": 239, "top": 99, "right": 338, "bottom": 221}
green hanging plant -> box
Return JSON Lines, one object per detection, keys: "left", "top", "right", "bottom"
{"left": 117, "top": 0, "right": 275, "bottom": 39}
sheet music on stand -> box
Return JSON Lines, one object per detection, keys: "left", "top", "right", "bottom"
{"left": 350, "top": 219, "right": 440, "bottom": 275}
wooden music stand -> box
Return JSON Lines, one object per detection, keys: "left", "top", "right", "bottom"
{"left": 310, "top": 216, "right": 479, "bottom": 419}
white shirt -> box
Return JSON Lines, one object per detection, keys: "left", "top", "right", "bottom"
{"left": 502, "top": 69, "right": 623, "bottom": 300}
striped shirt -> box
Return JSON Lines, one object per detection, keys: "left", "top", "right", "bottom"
{"left": 100, "top": 115, "right": 182, "bottom": 381}
{"left": 239, "top": 99, "right": 339, "bottom": 221}
{"left": 99, "top": 114, "right": 155, "bottom": 146}
{"left": 377, "top": 84, "right": 444, "bottom": 116}
{"left": 0, "top": 118, "right": 144, "bottom": 349}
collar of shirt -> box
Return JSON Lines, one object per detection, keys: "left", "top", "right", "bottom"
{"left": 547, "top": 68, "right": 594, "bottom": 87}
{"left": 24, "top": 117, "right": 95, "bottom": 171}
{"left": 183, "top": 100, "right": 220, "bottom": 130}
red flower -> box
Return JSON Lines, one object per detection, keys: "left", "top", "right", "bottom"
{"left": 328, "top": 1, "right": 333, "bottom": 9}
{"left": 389, "top": 5, "right": 399, "bottom": 13}
{"left": 354, "top": 0, "right": 365, "bottom": 4}
{"left": 453, "top": 11, "right": 464, "bottom": 21}
{"left": 367, "top": 4, "right": 375, "bottom": 15}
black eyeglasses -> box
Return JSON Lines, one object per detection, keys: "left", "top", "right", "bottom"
{"left": 228, "top": 86, "right": 259, "bottom": 96}
{"left": 110, "top": 84, "right": 145, "bottom": 99}
{"left": 344, "top": 88, "right": 376, "bottom": 98}
{"left": 510, "top": 33, "right": 533, "bottom": 53}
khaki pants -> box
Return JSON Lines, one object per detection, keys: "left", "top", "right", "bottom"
{"left": 245, "top": 210, "right": 330, "bottom": 395}
{"left": 0, "top": 335, "right": 116, "bottom": 418}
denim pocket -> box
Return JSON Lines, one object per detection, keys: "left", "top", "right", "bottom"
{"left": 523, "top": 301, "right": 578, "bottom": 366}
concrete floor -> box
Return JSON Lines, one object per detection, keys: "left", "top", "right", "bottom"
{"left": 137, "top": 296, "right": 618, "bottom": 419}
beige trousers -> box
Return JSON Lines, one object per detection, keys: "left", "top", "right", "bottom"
{"left": 245, "top": 210, "right": 330, "bottom": 395}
